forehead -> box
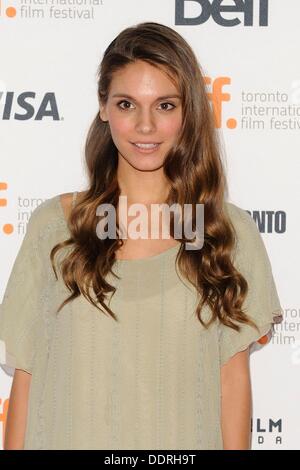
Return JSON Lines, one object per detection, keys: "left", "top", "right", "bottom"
{"left": 109, "top": 60, "right": 179, "bottom": 96}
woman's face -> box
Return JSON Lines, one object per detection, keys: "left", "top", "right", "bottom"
{"left": 99, "top": 60, "right": 182, "bottom": 172}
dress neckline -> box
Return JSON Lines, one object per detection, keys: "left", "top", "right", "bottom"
{"left": 55, "top": 194, "right": 181, "bottom": 264}
{"left": 115, "top": 243, "right": 180, "bottom": 263}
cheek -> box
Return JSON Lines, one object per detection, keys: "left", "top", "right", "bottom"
{"left": 160, "top": 115, "right": 182, "bottom": 138}
{"left": 109, "top": 112, "right": 132, "bottom": 137}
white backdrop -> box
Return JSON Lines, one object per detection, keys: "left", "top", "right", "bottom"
{"left": 0, "top": 0, "right": 299, "bottom": 449}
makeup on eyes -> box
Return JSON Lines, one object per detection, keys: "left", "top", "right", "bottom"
{"left": 116, "top": 100, "right": 176, "bottom": 111}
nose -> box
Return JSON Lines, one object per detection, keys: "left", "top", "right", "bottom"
{"left": 135, "top": 108, "right": 156, "bottom": 133}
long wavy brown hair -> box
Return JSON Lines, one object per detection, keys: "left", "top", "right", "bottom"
{"left": 50, "top": 21, "right": 259, "bottom": 335}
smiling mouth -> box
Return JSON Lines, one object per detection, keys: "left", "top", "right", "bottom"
{"left": 131, "top": 142, "right": 161, "bottom": 153}
{"left": 132, "top": 142, "right": 161, "bottom": 148}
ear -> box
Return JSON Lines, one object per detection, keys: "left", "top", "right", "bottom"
{"left": 99, "top": 104, "right": 108, "bottom": 122}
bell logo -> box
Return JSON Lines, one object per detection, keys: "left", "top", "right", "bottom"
{"left": 205, "top": 76, "right": 237, "bottom": 129}
{"left": 0, "top": 92, "right": 60, "bottom": 120}
{"left": 175, "top": 0, "right": 269, "bottom": 27}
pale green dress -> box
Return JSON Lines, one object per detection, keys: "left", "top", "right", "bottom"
{"left": 0, "top": 192, "right": 283, "bottom": 449}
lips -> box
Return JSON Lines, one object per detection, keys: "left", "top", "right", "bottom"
{"left": 133, "top": 142, "right": 160, "bottom": 147}
{"left": 131, "top": 142, "right": 161, "bottom": 153}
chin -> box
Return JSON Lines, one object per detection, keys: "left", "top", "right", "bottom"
{"left": 119, "top": 149, "right": 166, "bottom": 172}
{"left": 129, "top": 160, "right": 165, "bottom": 172}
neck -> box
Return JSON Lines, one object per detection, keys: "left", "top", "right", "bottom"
{"left": 117, "top": 161, "right": 170, "bottom": 206}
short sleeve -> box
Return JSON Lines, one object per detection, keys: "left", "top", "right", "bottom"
{"left": 0, "top": 204, "right": 45, "bottom": 375}
{"left": 218, "top": 203, "right": 284, "bottom": 367}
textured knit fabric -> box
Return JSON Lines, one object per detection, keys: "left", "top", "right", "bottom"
{"left": 0, "top": 192, "right": 283, "bottom": 450}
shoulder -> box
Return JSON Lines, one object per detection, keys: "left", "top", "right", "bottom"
{"left": 223, "top": 201, "right": 269, "bottom": 269}
{"left": 223, "top": 201, "right": 264, "bottom": 256}
{"left": 29, "top": 191, "right": 85, "bottom": 224}
{"left": 59, "top": 192, "right": 74, "bottom": 223}
{"left": 27, "top": 193, "right": 61, "bottom": 229}
{"left": 224, "top": 201, "right": 259, "bottom": 239}
{"left": 25, "top": 191, "right": 82, "bottom": 241}
{"left": 224, "top": 201, "right": 252, "bottom": 226}
{"left": 59, "top": 191, "right": 86, "bottom": 221}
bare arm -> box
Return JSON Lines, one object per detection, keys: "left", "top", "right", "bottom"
{"left": 220, "top": 347, "right": 252, "bottom": 450}
{"left": 4, "top": 369, "right": 32, "bottom": 450}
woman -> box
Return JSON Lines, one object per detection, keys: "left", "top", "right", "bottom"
{"left": 0, "top": 22, "right": 283, "bottom": 450}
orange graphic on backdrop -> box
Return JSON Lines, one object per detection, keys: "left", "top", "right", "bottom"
{"left": 0, "top": 398, "right": 9, "bottom": 449}
{"left": 0, "top": 182, "right": 14, "bottom": 234}
{"left": 0, "top": 1, "right": 17, "bottom": 17}
{"left": 205, "top": 76, "right": 237, "bottom": 129}
{"left": 258, "top": 334, "right": 269, "bottom": 345}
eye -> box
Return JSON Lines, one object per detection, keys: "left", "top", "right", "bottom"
{"left": 117, "top": 100, "right": 133, "bottom": 110}
{"left": 159, "top": 102, "right": 176, "bottom": 111}
{"left": 116, "top": 100, "right": 176, "bottom": 111}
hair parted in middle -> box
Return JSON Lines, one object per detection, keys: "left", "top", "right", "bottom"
{"left": 50, "top": 21, "right": 259, "bottom": 337}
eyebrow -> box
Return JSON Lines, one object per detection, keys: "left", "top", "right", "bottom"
{"left": 112, "top": 93, "right": 181, "bottom": 101}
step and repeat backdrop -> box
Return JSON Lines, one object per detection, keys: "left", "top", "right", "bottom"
{"left": 0, "top": 0, "right": 299, "bottom": 450}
